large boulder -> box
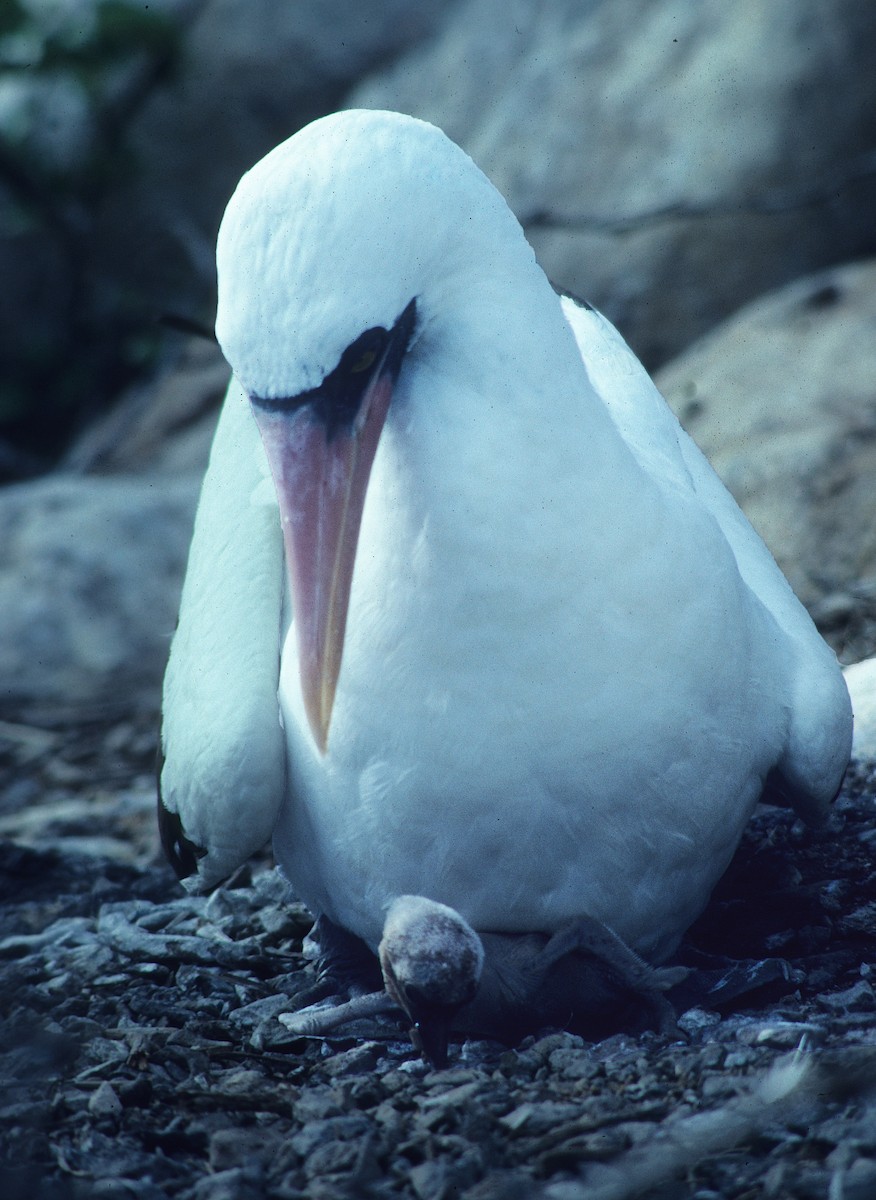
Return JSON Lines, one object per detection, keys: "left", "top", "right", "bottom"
{"left": 350, "top": 0, "right": 876, "bottom": 365}
{"left": 1, "top": 329, "right": 227, "bottom": 725}
{"left": 655, "top": 258, "right": 876, "bottom": 661}
{"left": 0, "top": 474, "right": 199, "bottom": 724}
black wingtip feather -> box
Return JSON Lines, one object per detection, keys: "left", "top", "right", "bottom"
{"left": 156, "top": 743, "right": 205, "bottom": 880}
{"left": 550, "top": 280, "right": 595, "bottom": 311}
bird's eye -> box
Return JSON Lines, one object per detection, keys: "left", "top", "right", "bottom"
{"left": 349, "top": 349, "right": 377, "bottom": 374}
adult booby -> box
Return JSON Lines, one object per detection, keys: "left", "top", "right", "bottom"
{"left": 159, "top": 110, "right": 852, "bottom": 1042}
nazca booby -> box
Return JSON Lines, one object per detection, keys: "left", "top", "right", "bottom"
{"left": 159, "top": 109, "right": 852, "bottom": 1032}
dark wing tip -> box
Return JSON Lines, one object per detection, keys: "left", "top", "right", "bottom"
{"left": 549, "top": 280, "right": 595, "bottom": 311}
{"left": 157, "top": 797, "right": 205, "bottom": 880}
{"left": 156, "top": 744, "right": 205, "bottom": 881}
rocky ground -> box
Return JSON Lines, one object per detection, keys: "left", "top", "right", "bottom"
{"left": 3, "top": 6, "right": 876, "bottom": 1195}
{"left": 0, "top": 718, "right": 874, "bottom": 1199}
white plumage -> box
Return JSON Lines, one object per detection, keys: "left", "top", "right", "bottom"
{"left": 160, "top": 109, "right": 851, "bottom": 966}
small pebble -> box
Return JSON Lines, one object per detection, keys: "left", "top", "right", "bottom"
{"left": 88, "top": 1081, "right": 123, "bottom": 1118}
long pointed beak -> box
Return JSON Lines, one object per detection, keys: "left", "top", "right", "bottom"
{"left": 249, "top": 300, "right": 416, "bottom": 752}
{"left": 253, "top": 373, "right": 391, "bottom": 750}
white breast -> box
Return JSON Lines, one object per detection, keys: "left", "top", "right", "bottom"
{"left": 270, "top": 301, "right": 820, "bottom": 961}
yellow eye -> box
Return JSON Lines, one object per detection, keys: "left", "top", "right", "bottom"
{"left": 350, "top": 349, "right": 377, "bottom": 374}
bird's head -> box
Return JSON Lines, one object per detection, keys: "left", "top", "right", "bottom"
{"left": 378, "top": 895, "right": 484, "bottom": 1069}
{"left": 214, "top": 109, "right": 535, "bottom": 752}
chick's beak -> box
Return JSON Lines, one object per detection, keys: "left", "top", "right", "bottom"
{"left": 409, "top": 1003, "right": 452, "bottom": 1070}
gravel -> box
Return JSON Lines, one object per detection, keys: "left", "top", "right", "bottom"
{"left": 1, "top": 718, "right": 874, "bottom": 1199}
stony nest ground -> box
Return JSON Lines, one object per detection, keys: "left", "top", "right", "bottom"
{"left": 0, "top": 719, "right": 874, "bottom": 1200}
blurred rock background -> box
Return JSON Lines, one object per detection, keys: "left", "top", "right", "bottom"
{"left": 1, "top": 0, "right": 875, "bottom": 725}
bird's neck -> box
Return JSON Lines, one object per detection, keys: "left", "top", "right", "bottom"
{"left": 355, "top": 269, "right": 652, "bottom": 623}
{"left": 406, "top": 271, "right": 640, "bottom": 515}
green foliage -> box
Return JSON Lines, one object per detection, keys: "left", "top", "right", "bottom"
{"left": 0, "top": 0, "right": 178, "bottom": 68}
{"left": 18, "top": 1, "right": 179, "bottom": 75}
{"left": 0, "top": 1, "right": 26, "bottom": 39}
{"left": 0, "top": 0, "right": 182, "bottom": 476}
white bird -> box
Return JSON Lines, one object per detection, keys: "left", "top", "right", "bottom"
{"left": 159, "top": 110, "right": 852, "bottom": 1029}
